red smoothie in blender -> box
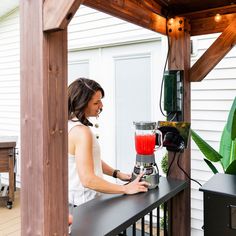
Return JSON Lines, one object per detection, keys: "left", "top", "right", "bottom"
{"left": 135, "top": 134, "right": 156, "bottom": 155}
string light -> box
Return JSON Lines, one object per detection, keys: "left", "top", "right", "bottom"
{"left": 214, "top": 13, "right": 222, "bottom": 22}
{"left": 168, "top": 18, "right": 174, "bottom": 25}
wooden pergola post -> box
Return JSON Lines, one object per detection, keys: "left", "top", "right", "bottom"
{"left": 20, "top": 0, "right": 82, "bottom": 234}
{"left": 167, "top": 17, "right": 191, "bottom": 236}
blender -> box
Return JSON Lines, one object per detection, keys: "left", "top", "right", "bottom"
{"left": 132, "top": 121, "right": 163, "bottom": 189}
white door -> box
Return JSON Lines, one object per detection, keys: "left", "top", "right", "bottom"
{"left": 67, "top": 40, "right": 166, "bottom": 177}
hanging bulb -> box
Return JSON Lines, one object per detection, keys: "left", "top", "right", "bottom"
{"left": 214, "top": 13, "right": 222, "bottom": 22}
{"left": 168, "top": 18, "right": 174, "bottom": 25}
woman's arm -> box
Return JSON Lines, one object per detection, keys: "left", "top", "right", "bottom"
{"left": 101, "top": 160, "right": 114, "bottom": 176}
{"left": 70, "top": 125, "right": 149, "bottom": 194}
{"left": 102, "top": 160, "right": 131, "bottom": 181}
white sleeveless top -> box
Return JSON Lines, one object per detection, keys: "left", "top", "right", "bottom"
{"left": 68, "top": 120, "right": 103, "bottom": 206}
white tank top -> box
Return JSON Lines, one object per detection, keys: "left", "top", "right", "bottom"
{"left": 68, "top": 120, "right": 103, "bottom": 206}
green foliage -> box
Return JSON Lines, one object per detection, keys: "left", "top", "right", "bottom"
{"left": 203, "top": 158, "right": 219, "bottom": 174}
{"left": 191, "top": 130, "right": 223, "bottom": 162}
{"left": 191, "top": 97, "right": 236, "bottom": 175}
{"left": 161, "top": 153, "right": 168, "bottom": 174}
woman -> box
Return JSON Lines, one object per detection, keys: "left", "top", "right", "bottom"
{"left": 68, "top": 78, "right": 149, "bottom": 207}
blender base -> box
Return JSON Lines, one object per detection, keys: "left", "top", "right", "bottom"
{"left": 132, "top": 172, "right": 159, "bottom": 189}
{"left": 132, "top": 154, "right": 160, "bottom": 189}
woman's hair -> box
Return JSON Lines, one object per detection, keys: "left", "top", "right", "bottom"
{"left": 68, "top": 78, "right": 105, "bottom": 126}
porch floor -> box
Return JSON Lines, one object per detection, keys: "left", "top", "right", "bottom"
{"left": 0, "top": 190, "right": 20, "bottom": 236}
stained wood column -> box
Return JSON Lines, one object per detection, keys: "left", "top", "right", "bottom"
{"left": 167, "top": 17, "right": 191, "bottom": 236}
{"left": 20, "top": 1, "right": 68, "bottom": 235}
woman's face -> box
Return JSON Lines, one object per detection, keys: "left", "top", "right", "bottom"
{"left": 84, "top": 90, "right": 103, "bottom": 118}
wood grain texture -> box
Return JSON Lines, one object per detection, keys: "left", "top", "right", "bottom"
{"left": 167, "top": 17, "right": 191, "bottom": 236}
{"left": 43, "top": 0, "right": 84, "bottom": 31}
{"left": 181, "top": 5, "right": 236, "bottom": 20}
{"left": 20, "top": 0, "right": 68, "bottom": 235}
{"left": 83, "top": 0, "right": 167, "bottom": 35}
{"left": 190, "top": 17, "right": 236, "bottom": 82}
{"left": 191, "top": 13, "right": 236, "bottom": 36}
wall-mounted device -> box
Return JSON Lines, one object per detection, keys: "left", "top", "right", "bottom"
{"left": 164, "top": 70, "right": 183, "bottom": 120}
{"left": 157, "top": 121, "right": 191, "bottom": 152}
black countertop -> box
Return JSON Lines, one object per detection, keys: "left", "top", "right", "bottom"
{"left": 71, "top": 176, "right": 188, "bottom": 236}
{"left": 199, "top": 173, "right": 236, "bottom": 197}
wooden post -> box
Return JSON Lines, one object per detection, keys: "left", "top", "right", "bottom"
{"left": 167, "top": 17, "right": 191, "bottom": 236}
{"left": 20, "top": 1, "right": 68, "bottom": 235}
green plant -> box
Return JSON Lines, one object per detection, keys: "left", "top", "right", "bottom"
{"left": 161, "top": 153, "right": 168, "bottom": 174}
{"left": 191, "top": 97, "right": 236, "bottom": 174}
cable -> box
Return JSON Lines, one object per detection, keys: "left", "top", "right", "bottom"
{"left": 159, "top": 33, "right": 170, "bottom": 117}
{"left": 166, "top": 152, "right": 176, "bottom": 177}
{"left": 176, "top": 152, "right": 202, "bottom": 187}
{"left": 159, "top": 21, "right": 177, "bottom": 119}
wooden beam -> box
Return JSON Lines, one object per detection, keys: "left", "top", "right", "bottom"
{"left": 21, "top": 0, "right": 68, "bottom": 235}
{"left": 43, "top": 0, "right": 84, "bottom": 32}
{"left": 190, "top": 18, "right": 236, "bottom": 82}
{"left": 167, "top": 17, "right": 191, "bottom": 236}
{"left": 191, "top": 13, "right": 236, "bottom": 36}
{"left": 83, "top": 0, "right": 167, "bottom": 35}
{"left": 181, "top": 4, "right": 236, "bottom": 20}
{"left": 141, "top": 0, "right": 168, "bottom": 17}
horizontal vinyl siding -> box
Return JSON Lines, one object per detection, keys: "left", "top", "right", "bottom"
{"left": 0, "top": 8, "right": 20, "bottom": 185}
{"left": 68, "top": 5, "right": 159, "bottom": 50}
{"left": 190, "top": 34, "right": 236, "bottom": 236}
{"left": 1, "top": 6, "right": 236, "bottom": 236}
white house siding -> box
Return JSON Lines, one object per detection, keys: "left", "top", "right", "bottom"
{"left": 0, "top": 8, "right": 20, "bottom": 185}
{"left": 190, "top": 34, "right": 236, "bottom": 236}
{"left": 0, "top": 5, "right": 236, "bottom": 236}
{"left": 68, "top": 5, "right": 159, "bottom": 50}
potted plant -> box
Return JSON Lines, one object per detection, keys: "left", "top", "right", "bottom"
{"left": 191, "top": 97, "right": 236, "bottom": 174}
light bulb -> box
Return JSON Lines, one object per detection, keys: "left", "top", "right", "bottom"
{"left": 169, "top": 18, "right": 174, "bottom": 25}
{"left": 214, "top": 13, "right": 222, "bottom": 22}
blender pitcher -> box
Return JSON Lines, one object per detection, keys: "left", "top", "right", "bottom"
{"left": 134, "top": 121, "right": 162, "bottom": 156}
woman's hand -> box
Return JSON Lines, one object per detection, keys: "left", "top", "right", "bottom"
{"left": 123, "top": 172, "right": 150, "bottom": 194}
{"left": 117, "top": 171, "right": 131, "bottom": 181}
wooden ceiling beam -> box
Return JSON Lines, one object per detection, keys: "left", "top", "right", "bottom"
{"left": 190, "top": 18, "right": 236, "bottom": 82}
{"left": 43, "top": 0, "right": 84, "bottom": 32}
{"left": 83, "top": 0, "right": 167, "bottom": 35}
{"left": 190, "top": 13, "right": 236, "bottom": 36}
{"left": 141, "top": 0, "right": 168, "bottom": 17}
{"left": 180, "top": 5, "right": 236, "bottom": 20}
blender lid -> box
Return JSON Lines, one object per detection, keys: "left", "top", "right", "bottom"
{"left": 133, "top": 121, "right": 157, "bottom": 130}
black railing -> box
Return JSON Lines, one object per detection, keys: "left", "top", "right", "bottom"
{"left": 71, "top": 177, "right": 188, "bottom": 236}
{"left": 117, "top": 205, "right": 169, "bottom": 236}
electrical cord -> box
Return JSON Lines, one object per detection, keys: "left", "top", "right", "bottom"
{"left": 159, "top": 22, "right": 178, "bottom": 120}
{"left": 166, "top": 145, "right": 202, "bottom": 187}
{"left": 176, "top": 152, "right": 202, "bottom": 187}
{"left": 166, "top": 152, "right": 176, "bottom": 177}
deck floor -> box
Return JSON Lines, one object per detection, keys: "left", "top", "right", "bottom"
{"left": 0, "top": 190, "right": 20, "bottom": 236}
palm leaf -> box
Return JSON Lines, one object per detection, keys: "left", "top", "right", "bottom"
{"left": 230, "top": 139, "right": 236, "bottom": 163}
{"left": 191, "top": 130, "right": 223, "bottom": 162}
{"left": 225, "top": 159, "right": 236, "bottom": 175}
{"left": 219, "top": 125, "right": 232, "bottom": 169}
{"left": 226, "top": 97, "right": 236, "bottom": 140}
{"left": 203, "top": 158, "right": 219, "bottom": 174}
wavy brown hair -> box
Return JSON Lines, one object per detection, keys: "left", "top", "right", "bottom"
{"left": 68, "top": 78, "right": 105, "bottom": 126}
